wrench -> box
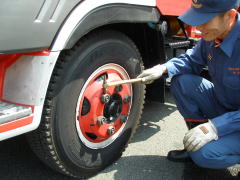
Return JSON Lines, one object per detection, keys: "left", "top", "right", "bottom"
{"left": 103, "top": 78, "right": 144, "bottom": 89}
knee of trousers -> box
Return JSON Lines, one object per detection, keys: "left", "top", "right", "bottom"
{"left": 189, "top": 147, "right": 221, "bottom": 169}
{"left": 170, "top": 74, "right": 199, "bottom": 97}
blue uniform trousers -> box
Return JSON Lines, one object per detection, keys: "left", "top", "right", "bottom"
{"left": 170, "top": 74, "right": 240, "bottom": 169}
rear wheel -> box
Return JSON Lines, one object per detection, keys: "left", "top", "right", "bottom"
{"left": 27, "top": 30, "right": 145, "bottom": 178}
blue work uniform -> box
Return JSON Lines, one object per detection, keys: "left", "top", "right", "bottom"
{"left": 164, "top": 13, "right": 240, "bottom": 169}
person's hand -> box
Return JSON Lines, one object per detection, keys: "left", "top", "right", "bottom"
{"left": 183, "top": 121, "right": 218, "bottom": 152}
{"left": 137, "top": 64, "right": 167, "bottom": 84}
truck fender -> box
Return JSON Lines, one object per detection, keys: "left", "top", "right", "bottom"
{"left": 51, "top": 0, "right": 159, "bottom": 51}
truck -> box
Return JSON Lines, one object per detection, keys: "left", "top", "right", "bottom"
{"left": 0, "top": 0, "right": 199, "bottom": 178}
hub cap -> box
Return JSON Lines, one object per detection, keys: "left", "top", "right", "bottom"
{"left": 76, "top": 64, "right": 132, "bottom": 149}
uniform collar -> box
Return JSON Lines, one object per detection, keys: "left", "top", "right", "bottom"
{"left": 218, "top": 13, "right": 240, "bottom": 57}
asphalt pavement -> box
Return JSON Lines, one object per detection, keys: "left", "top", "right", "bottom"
{"left": 0, "top": 89, "right": 239, "bottom": 180}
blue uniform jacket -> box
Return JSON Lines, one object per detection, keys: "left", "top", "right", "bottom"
{"left": 165, "top": 13, "right": 240, "bottom": 137}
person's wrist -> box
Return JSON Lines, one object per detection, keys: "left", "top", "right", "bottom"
{"left": 161, "top": 65, "right": 167, "bottom": 74}
{"left": 208, "top": 120, "right": 218, "bottom": 140}
{"left": 153, "top": 64, "right": 167, "bottom": 74}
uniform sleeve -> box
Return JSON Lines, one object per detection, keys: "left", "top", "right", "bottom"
{"left": 164, "top": 39, "right": 208, "bottom": 78}
{"left": 211, "top": 110, "right": 240, "bottom": 137}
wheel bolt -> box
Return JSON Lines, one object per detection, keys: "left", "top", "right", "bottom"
{"left": 120, "top": 115, "right": 127, "bottom": 123}
{"left": 107, "top": 126, "right": 115, "bottom": 135}
{"left": 101, "top": 94, "right": 110, "bottom": 104}
{"left": 97, "top": 116, "right": 106, "bottom": 126}
{"left": 123, "top": 95, "right": 131, "bottom": 103}
{"left": 114, "top": 85, "right": 123, "bottom": 93}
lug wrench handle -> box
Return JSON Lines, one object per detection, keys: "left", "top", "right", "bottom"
{"left": 103, "top": 78, "right": 144, "bottom": 88}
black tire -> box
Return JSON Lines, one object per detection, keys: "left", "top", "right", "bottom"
{"left": 27, "top": 30, "right": 145, "bottom": 178}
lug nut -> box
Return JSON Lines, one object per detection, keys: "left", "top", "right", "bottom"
{"left": 107, "top": 126, "right": 115, "bottom": 135}
{"left": 123, "top": 95, "right": 131, "bottom": 103}
{"left": 114, "top": 85, "right": 123, "bottom": 93}
{"left": 120, "top": 115, "right": 127, "bottom": 123}
{"left": 101, "top": 94, "right": 110, "bottom": 104}
{"left": 97, "top": 116, "right": 107, "bottom": 126}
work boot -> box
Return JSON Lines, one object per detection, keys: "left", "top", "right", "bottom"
{"left": 167, "top": 149, "right": 192, "bottom": 162}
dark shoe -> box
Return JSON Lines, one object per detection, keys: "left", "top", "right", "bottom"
{"left": 167, "top": 149, "right": 192, "bottom": 162}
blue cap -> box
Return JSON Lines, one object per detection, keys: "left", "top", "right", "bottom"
{"left": 179, "top": 0, "right": 240, "bottom": 26}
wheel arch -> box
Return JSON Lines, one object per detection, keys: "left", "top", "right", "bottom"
{"left": 51, "top": 3, "right": 160, "bottom": 51}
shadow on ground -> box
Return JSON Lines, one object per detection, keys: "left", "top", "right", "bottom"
{"left": 102, "top": 155, "right": 238, "bottom": 180}
{"left": 0, "top": 135, "right": 77, "bottom": 180}
{"left": 0, "top": 137, "right": 237, "bottom": 180}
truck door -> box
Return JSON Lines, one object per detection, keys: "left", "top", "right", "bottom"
{"left": 0, "top": 0, "right": 82, "bottom": 53}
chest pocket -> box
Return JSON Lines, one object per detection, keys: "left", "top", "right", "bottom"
{"left": 223, "top": 67, "right": 240, "bottom": 90}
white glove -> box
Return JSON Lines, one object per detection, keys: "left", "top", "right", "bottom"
{"left": 137, "top": 64, "right": 167, "bottom": 84}
{"left": 183, "top": 121, "right": 218, "bottom": 152}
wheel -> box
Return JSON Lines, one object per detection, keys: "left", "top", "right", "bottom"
{"left": 27, "top": 30, "right": 145, "bottom": 178}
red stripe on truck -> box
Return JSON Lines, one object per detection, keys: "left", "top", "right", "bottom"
{"left": 0, "top": 116, "right": 33, "bottom": 133}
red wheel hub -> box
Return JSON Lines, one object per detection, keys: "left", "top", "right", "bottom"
{"left": 77, "top": 68, "right": 132, "bottom": 143}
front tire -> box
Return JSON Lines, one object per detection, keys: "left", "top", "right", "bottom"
{"left": 27, "top": 30, "right": 145, "bottom": 178}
